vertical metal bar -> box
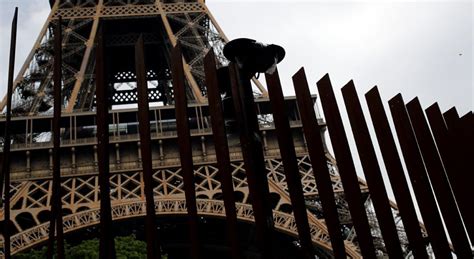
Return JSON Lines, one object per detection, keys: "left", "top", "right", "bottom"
{"left": 317, "top": 74, "right": 376, "bottom": 259}
{"left": 135, "top": 35, "right": 161, "bottom": 259}
{"left": 425, "top": 104, "right": 474, "bottom": 241}
{"left": 365, "top": 87, "right": 428, "bottom": 259}
{"left": 388, "top": 94, "right": 452, "bottom": 258}
{"left": 406, "top": 98, "right": 471, "bottom": 257}
{"left": 0, "top": 153, "right": 3, "bottom": 181}
{"left": 424, "top": 104, "right": 453, "bottom": 190}
{"left": 341, "top": 82, "right": 403, "bottom": 258}
{"left": 448, "top": 110, "right": 473, "bottom": 201}
{"left": 228, "top": 64, "right": 275, "bottom": 259}
{"left": 292, "top": 68, "right": 346, "bottom": 259}
{"left": 95, "top": 26, "right": 116, "bottom": 259}
{"left": 449, "top": 112, "right": 474, "bottom": 239}
{"left": 265, "top": 69, "right": 313, "bottom": 259}
{"left": 53, "top": 17, "right": 64, "bottom": 259}
{"left": 462, "top": 111, "right": 473, "bottom": 186}
{"left": 171, "top": 43, "right": 201, "bottom": 259}
{"left": 1, "top": 7, "right": 17, "bottom": 259}
{"left": 460, "top": 111, "right": 474, "bottom": 166}
{"left": 47, "top": 16, "right": 65, "bottom": 259}
{"left": 456, "top": 112, "right": 474, "bottom": 243}
{"left": 442, "top": 107, "right": 459, "bottom": 131}
{"left": 454, "top": 112, "right": 474, "bottom": 182}
{"left": 203, "top": 51, "right": 241, "bottom": 259}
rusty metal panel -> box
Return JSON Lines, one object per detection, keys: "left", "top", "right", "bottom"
{"left": 292, "top": 68, "right": 346, "bottom": 259}
{"left": 448, "top": 112, "right": 474, "bottom": 240}
{"left": 341, "top": 82, "right": 403, "bottom": 258}
{"left": 95, "top": 26, "right": 117, "bottom": 259}
{"left": 203, "top": 51, "right": 241, "bottom": 259}
{"left": 425, "top": 105, "right": 458, "bottom": 199}
{"left": 47, "top": 16, "right": 65, "bottom": 259}
{"left": 317, "top": 74, "right": 376, "bottom": 259}
{"left": 388, "top": 94, "right": 452, "bottom": 258}
{"left": 95, "top": 25, "right": 115, "bottom": 258}
{"left": 365, "top": 87, "right": 428, "bottom": 259}
{"left": 265, "top": 69, "right": 313, "bottom": 259}
{"left": 455, "top": 112, "right": 474, "bottom": 183}
{"left": 0, "top": 154, "right": 2, "bottom": 183}
{"left": 425, "top": 103, "right": 474, "bottom": 241}
{"left": 135, "top": 35, "right": 162, "bottom": 259}
{"left": 228, "top": 63, "right": 276, "bottom": 259}
{"left": 462, "top": 112, "right": 474, "bottom": 183}
{"left": 171, "top": 43, "right": 201, "bottom": 259}
{"left": 406, "top": 98, "right": 471, "bottom": 257}
{"left": 460, "top": 112, "right": 474, "bottom": 175}
{"left": 443, "top": 107, "right": 459, "bottom": 131}
{"left": 1, "top": 8, "right": 18, "bottom": 259}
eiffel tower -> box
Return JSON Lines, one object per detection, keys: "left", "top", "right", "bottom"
{"left": 0, "top": 0, "right": 428, "bottom": 258}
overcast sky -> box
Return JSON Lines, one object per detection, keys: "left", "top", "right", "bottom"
{"left": 0, "top": 0, "right": 472, "bottom": 115}
{"left": 212, "top": 0, "right": 472, "bottom": 114}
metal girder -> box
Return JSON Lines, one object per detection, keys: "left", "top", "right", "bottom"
{"left": 65, "top": 0, "right": 103, "bottom": 112}
{"left": 157, "top": 2, "right": 206, "bottom": 103}
{"left": 2, "top": 1, "right": 267, "bottom": 114}
{"left": 0, "top": 2, "right": 60, "bottom": 112}
{"left": 14, "top": 16, "right": 92, "bottom": 114}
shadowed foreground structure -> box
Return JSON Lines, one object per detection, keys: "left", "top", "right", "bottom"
{"left": 1, "top": 1, "right": 472, "bottom": 258}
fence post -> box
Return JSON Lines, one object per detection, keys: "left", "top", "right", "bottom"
{"left": 406, "top": 98, "right": 471, "bottom": 257}
{"left": 171, "top": 43, "right": 201, "bottom": 259}
{"left": 47, "top": 15, "right": 65, "bottom": 259}
{"left": 203, "top": 50, "right": 241, "bottom": 259}
{"left": 228, "top": 63, "right": 276, "bottom": 259}
{"left": 266, "top": 68, "right": 314, "bottom": 259}
{"left": 1, "top": 7, "right": 18, "bottom": 259}
{"left": 135, "top": 35, "right": 161, "bottom": 259}
{"left": 389, "top": 94, "right": 452, "bottom": 258}
{"left": 317, "top": 74, "right": 376, "bottom": 259}
{"left": 292, "top": 68, "right": 347, "bottom": 259}
{"left": 365, "top": 87, "right": 429, "bottom": 258}
{"left": 425, "top": 104, "right": 474, "bottom": 241}
{"left": 342, "top": 82, "right": 403, "bottom": 258}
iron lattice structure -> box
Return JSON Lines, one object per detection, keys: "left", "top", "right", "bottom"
{"left": 0, "top": 0, "right": 426, "bottom": 258}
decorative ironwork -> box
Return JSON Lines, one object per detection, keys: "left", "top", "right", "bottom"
{"left": 4, "top": 199, "right": 342, "bottom": 256}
